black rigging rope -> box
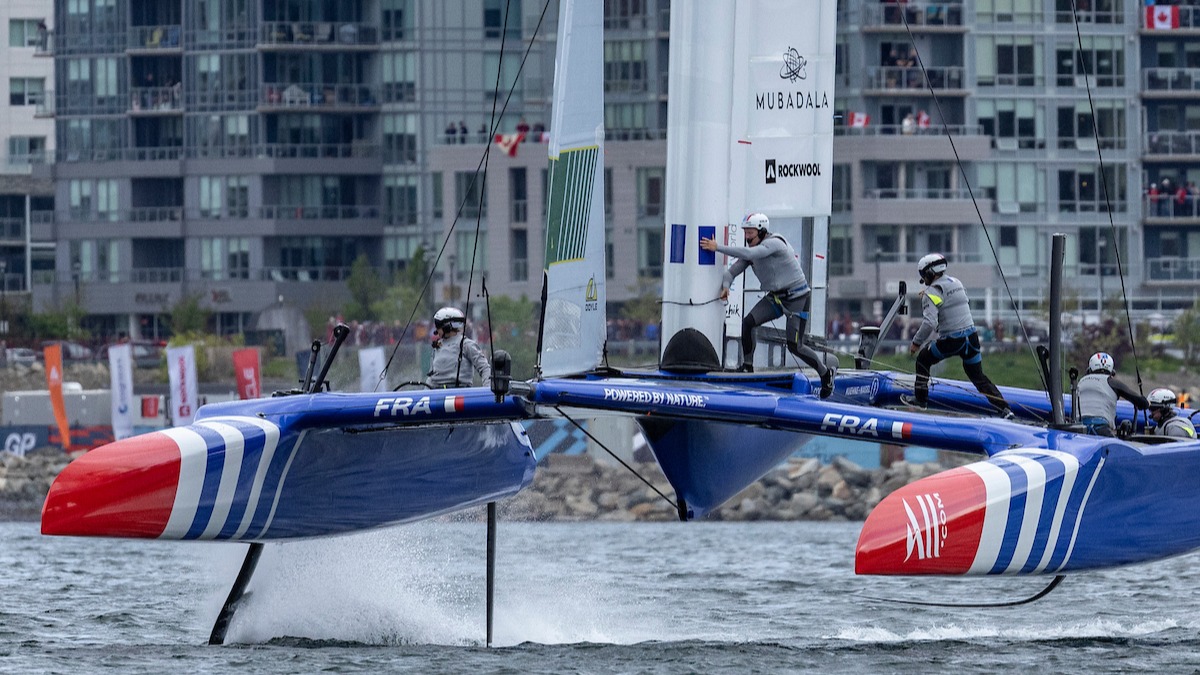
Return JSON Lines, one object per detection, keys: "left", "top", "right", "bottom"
{"left": 1067, "top": 0, "right": 1145, "bottom": 400}
{"left": 555, "top": 406, "right": 678, "bottom": 510}
{"left": 377, "top": 0, "right": 553, "bottom": 390}
{"left": 898, "top": 11, "right": 1049, "bottom": 397}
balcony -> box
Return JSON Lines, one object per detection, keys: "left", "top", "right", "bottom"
{"left": 860, "top": 2, "right": 965, "bottom": 30}
{"left": 259, "top": 83, "right": 379, "bottom": 110}
{"left": 260, "top": 205, "right": 381, "bottom": 220}
{"left": 260, "top": 266, "right": 353, "bottom": 282}
{"left": 863, "top": 66, "right": 966, "bottom": 94}
{"left": 1144, "top": 130, "right": 1200, "bottom": 159}
{"left": 258, "top": 21, "right": 379, "bottom": 49}
{"left": 1142, "top": 67, "right": 1200, "bottom": 97}
{"left": 130, "top": 86, "right": 183, "bottom": 114}
{"left": 1143, "top": 194, "right": 1200, "bottom": 221}
{"left": 1146, "top": 257, "right": 1200, "bottom": 283}
{"left": 32, "top": 91, "right": 54, "bottom": 118}
{"left": 127, "top": 25, "right": 182, "bottom": 52}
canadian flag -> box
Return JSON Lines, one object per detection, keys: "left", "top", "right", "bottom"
{"left": 493, "top": 132, "right": 525, "bottom": 157}
{"left": 917, "top": 110, "right": 931, "bottom": 129}
{"left": 847, "top": 112, "right": 870, "bottom": 128}
{"left": 1147, "top": 5, "right": 1180, "bottom": 30}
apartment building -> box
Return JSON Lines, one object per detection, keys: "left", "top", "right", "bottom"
{"left": 32, "top": 0, "right": 1198, "bottom": 343}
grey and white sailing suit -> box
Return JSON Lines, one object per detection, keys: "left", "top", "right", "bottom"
{"left": 910, "top": 274, "right": 1010, "bottom": 414}
{"left": 1076, "top": 371, "right": 1148, "bottom": 437}
{"left": 1152, "top": 412, "right": 1197, "bottom": 439}
{"left": 426, "top": 333, "right": 491, "bottom": 388}
{"left": 718, "top": 235, "right": 829, "bottom": 378}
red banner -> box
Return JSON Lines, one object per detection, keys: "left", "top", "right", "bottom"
{"left": 43, "top": 344, "right": 72, "bottom": 451}
{"left": 232, "top": 348, "right": 261, "bottom": 400}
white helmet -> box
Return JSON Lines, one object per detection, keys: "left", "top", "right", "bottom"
{"left": 742, "top": 212, "right": 770, "bottom": 233}
{"left": 917, "top": 253, "right": 947, "bottom": 284}
{"left": 433, "top": 306, "right": 466, "bottom": 332}
{"left": 1088, "top": 352, "right": 1115, "bottom": 374}
{"left": 1148, "top": 387, "right": 1178, "bottom": 410}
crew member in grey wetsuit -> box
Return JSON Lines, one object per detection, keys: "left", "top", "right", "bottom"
{"left": 901, "top": 253, "right": 1013, "bottom": 418}
{"left": 425, "top": 306, "right": 492, "bottom": 388}
{"left": 700, "top": 212, "right": 834, "bottom": 398}
{"left": 1075, "top": 351, "right": 1147, "bottom": 437}
{"left": 1147, "top": 387, "right": 1197, "bottom": 439}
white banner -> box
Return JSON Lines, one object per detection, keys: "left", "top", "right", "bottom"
{"left": 358, "top": 346, "right": 386, "bottom": 393}
{"left": 166, "top": 345, "right": 199, "bottom": 427}
{"left": 108, "top": 343, "right": 135, "bottom": 440}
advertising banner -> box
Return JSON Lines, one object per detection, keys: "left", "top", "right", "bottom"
{"left": 166, "top": 345, "right": 199, "bottom": 426}
{"left": 232, "top": 347, "right": 261, "bottom": 400}
{"left": 358, "top": 346, "right": 386, "bottom": 392}
{"left": 43, "top": 343, "right": 72, "bottom": 450}
{"left": 108, "top": 343, "right": 135, "bottom": 440}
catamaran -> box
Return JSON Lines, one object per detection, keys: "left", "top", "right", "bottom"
{"left": 39, "top": 0, "right": 1200, "bottom": 644}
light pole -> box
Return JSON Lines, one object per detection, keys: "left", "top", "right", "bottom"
{"left": 1097, "top": 235, "right": 1106, "bottom": 313}
{"left": 447, "top": 253, "right": 457, "bottom": 304}
{"left": 874, "top": 249, "right": 883, "bottom": 299}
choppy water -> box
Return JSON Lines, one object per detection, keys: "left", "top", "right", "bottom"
{"left": 4, "top": 519, "right": 1200, "bottom": 673}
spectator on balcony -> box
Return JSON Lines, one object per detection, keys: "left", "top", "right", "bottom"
{"left": 458, "top": 121, "right": 468, "bottom": 143}
{"left": 1176, "top": 182, "right": 1191, "bottom": 216}
{"left": 1160, "top": 178, "right": 1173, "bottom": 216}
{"left": 36, "top": 20, "right": 47, "bottom": 49}
{"left": 445, "top": 121, "right": 457, "bottom": 143}
{"left": 516, "top": 117, "right": 531, "bottom": 141}
{"left": 901, "top": 112, "right": 916, "bottom": 135}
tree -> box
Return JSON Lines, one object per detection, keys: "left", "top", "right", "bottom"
{"left": 344, "top": 254, "right": 387, "bottom": 321}
{"left": 1174, "top": 302, "right": 1200, "bottom": 365}
{"left": 168, "top": 293, "right": 210, "bottom": 336}
{"left": 485, "top": 294, "right": 539, "bottom": 379}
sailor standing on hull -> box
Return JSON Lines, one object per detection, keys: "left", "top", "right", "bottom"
{"left": 901, "top": 253, "right": 1014, "bottom": 419}
{"left": 1076, "top": 352, "right": 1148, "bottom": 437}
{"left": 700, "top": 212, "right": 834, "bottom": 398}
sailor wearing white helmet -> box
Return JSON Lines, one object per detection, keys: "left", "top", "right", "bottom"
{"left": 426, "top": 306, "right": 492, "bottom": 388}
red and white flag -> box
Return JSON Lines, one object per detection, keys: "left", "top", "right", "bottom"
{"left": 1147, "top": 5, "right": 1180, "bottom": 30}
{"left": 847, "top": 112, "right": 870, "bottom": 128}
{"left": 493, "top": 132, "right": 525, "bottom": 157}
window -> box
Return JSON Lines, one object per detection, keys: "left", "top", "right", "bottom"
{"left": 510, "top": 168, "right": 528, "bottom": 223}
{"left": 385, "top": 174, "right": 419, "bottom": 226}
{"left": 454, "top": 172, "right": 487, "bottom": 218}
{"left": 1057, "top": 164, "right": 1126, "bottom": 214}
{"left": 638, "top": 228, "right": 662, "bottom": 278}
{"left": 200, "top": 237, "right": 250, "bottom": 280}
{"left": 70, "top": 239, "right": 119, "bottom": 284}
{"left": 637, "top": 167, "right": 664, "bottom": 217}
{"left": 604, "top": 168, "right": 613, "bottom": 220}
{"left": 979, "top": 162, "right": 1044, "bottom": 213}
{"left": 382, "top": 0, "right": 414, "bottom": 41}
{"left": 829, "top": 224, "right": 853, "bottom": 277}
{"left": 1056, "top": 37, "right": 1125, "bottom": 88}
{"left": 483, "top": 52, "right": 520, "bottom": 100}
{"left": 483, "top": 0, "right": 520, "bottom": 40}
{"left": 431, "top": 172, "right": 443, "bottom": 219}
{"left": 977, "top": 36, "right": 1040, "bottom": 87}
{"left": 9, "top": 19, "right": 45, "bottom": 47}
{"left": 511, "top": 229, "right": 528, "bottom": 281}
{"left": 976, "top": 0, "right": 1039, "bottom": 23}
{"left": 384, "top": 233, "right": 420, "bottom": 275}
{"left": 1057, "top": 101, "right": 1125, "bottom": 150}
{"left": 382, "top": 52, "right": 416, "bottom": 102}
{"left": 7, "top": 136, "right": 46, "bottom": 164}
{"left": 605, "top": 41, "right": 647, "bottom": 93}
{"left": 604, "top": 0, "right": 647, "bottom": 29}
{"left": 455, "top": 230, "right": 487, "bottom": 277}
{"left": 198, "top": 176, "right": 249, "bottom": 218}
{"left": 606, "top": 103, "right": 650, "bottom": 139}
{"left": 382, "top": 113, "right": 417, "bottom": 164}
{"left": 9, "top": 78, "right": 44, "bottom": 106}
{"left": 978, "top": 99, "right": 1043, "bottom": 150}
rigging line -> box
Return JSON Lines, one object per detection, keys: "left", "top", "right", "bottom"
{"left": 555, "top": 406, "right": 678, "bottom": 510}
{"left": 858, "top": 574, "right": 1065, "bottom": 608}
{"left": 899, "top": 12, "right": 1048, "bottom": 395}
{"left": 1068, "top": 0, "right": 1144, "bottom": 396}
{"left": 379, "top": 0, "right": 553, "bottom": 384}
{"left": 460, "top": 0, "right": 516, "bottom": 385}
{"left": 482, "top": 276, "right": 496, "bottom": 365}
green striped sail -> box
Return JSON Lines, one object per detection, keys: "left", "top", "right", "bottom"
{"left": 544, "top": 146, "right": 598, "bottom": 266}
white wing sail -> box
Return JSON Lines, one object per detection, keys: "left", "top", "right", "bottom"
{"left": 538, "top": 0, "right": 606, "bottom": 378}
{"left": 661, "top": 0, "right": 837, "bottom": 370}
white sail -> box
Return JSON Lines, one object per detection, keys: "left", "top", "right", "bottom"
{"left": 661, "top": 0, "right": 837, "bottom": 370}
{"left": 537, "top": 0, "right": 606, "bottom": 378}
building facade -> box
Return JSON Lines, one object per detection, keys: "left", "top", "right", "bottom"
{"left": 28, "top": 0, "right": 1200, "bottom": 343}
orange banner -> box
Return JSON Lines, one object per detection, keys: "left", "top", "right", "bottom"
{"left": 44, "top": 343, "right": 72, "bottom": 451}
